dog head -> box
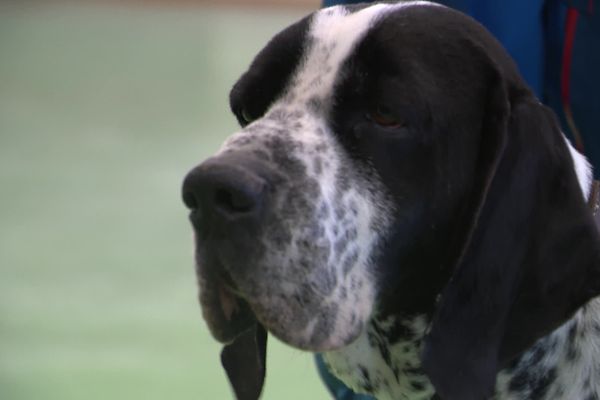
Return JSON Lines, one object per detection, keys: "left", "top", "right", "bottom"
{"left": 182, "top": 2, "right": 600, "bottom": 399}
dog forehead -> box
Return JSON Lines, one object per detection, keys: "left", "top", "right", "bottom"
{"left": 284, "top": 1, "right": 442, "bottom": 109}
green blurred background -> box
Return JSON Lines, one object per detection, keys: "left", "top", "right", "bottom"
{"left": 0, "top": 1, "right": 330, "bottom": 399}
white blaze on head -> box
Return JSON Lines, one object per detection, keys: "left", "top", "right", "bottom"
{"left": 288, "top": 2, "right": 443, "bottom": 112}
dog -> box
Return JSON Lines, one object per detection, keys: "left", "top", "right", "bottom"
{"left": 181, "top": 2, "right": 600, "bottom": 399}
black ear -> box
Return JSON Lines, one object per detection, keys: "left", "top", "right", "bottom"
{"left": 229, "top": 15, "right": 311, "bottom": 126}
{"left": 422, "top": 72, "right": 600, "bottom": 399}
{"left": 221, "top": 324, "right": 268, "bottom": 400}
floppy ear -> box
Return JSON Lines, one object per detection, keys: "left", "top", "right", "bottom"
{"left": 220, "top": 324, "right": 267, "bottom": 400}
{"left": 421, "top": 71, "right": 600, "bottom": 399}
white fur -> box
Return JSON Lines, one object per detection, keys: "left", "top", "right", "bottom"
{"left": 564, "top": 134, "right": 594, "bottom": 200}
{"left": 495, "top": 298, "right": 600, "bottom": 399}
{"left": 276, "top": 0, "right": 447, "bottom": 350}
{"left": 325, "top": 315, "right": 435, "bottom": 400}
{"left": 288, "top": 1, "right": 444, "bottom": 114}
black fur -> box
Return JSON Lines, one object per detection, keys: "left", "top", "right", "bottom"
{"left": 230, "top": 16, "right": 311, "bottom": 126}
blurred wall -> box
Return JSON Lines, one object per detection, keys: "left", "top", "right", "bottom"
{"left": 0, "top": 2, "right": 329, "bottom": 399}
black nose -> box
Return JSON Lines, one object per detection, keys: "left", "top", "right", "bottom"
{"left": 182, "top": 158, "right": 267, "bottom": 224}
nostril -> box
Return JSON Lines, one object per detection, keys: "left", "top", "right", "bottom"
{"left": 214, "top": 185, "right": 257, "bottom": 214}
{"left": 182, "top": 190, "right": 198, "bottom": 210}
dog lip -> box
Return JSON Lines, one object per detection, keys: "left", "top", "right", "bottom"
{"left": 206, "top": 288, "right": 257, "bottom": 344}
{"left": 198, "top": 260, "right": 258, "bottom": 344}
{"left": 218, "top": 269, "right": 244, "bottom": 296}
{"left": 218, "top": 282, "right": 239, "bottom": 322}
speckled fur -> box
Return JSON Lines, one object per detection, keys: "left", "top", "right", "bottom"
{"left": 211, "top": 4, "right": 406, "bottom": 351}
{"left": 323, "top": 299, "right": 600, "bottom": 400}
{"left": 324, "top": 314, "right": 435, "bottom": 400}
{"left": 217, "top": 105, "right": 393, "bottom": 351}
{"left": 495, "top": 298, "right": 600, "bottom": 400}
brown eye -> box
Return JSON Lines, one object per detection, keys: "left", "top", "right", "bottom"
{"left": 367, "top": 105, "right": 404, "bottom": 128}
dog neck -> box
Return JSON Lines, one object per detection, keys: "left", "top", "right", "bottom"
{"left": 323, "top": 141, "right": 600, "bottom": 400}
{"left": 322, "top": 313, "right": 435, "bottom": 400}
{"left": 324, "top": 300, "right": 600, "bottom": 400}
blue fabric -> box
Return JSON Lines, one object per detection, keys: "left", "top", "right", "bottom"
{"left": 315, "top": 354, "right": 375, "bottom": 400}
{"left": 545, "top": 1, "right": 600, "bottom": 176}
{"left": 438, "top": 0, "right": 600, "bottom": 174}
{"left": 437, "top": 0, "right": 546, "bottom": 97}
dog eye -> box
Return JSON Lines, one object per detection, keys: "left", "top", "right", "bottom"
{"left": 241, "top": 108, "right": 255, "bottom": 125}
{"left": 366, "top": 105, "right": 404, "bottom": 129}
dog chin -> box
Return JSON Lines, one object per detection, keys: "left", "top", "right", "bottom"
{"left": 266, "top": 320, "right": 365, "bottom": 353}
{"left": 200, "top": 277, "right": 366, "bottom": 352}
{"left": 248, "top": 297, "right": 368, "bottom": 352}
